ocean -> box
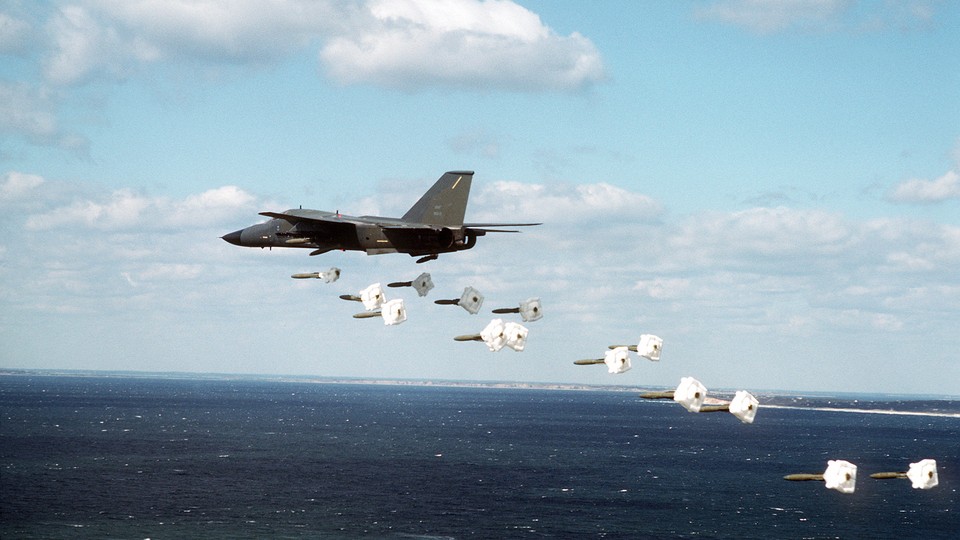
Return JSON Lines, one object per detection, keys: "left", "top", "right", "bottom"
{"left": 1, "top": 375, "right": 957, "bottom": 539}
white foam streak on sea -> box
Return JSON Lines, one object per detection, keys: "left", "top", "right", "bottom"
{"left": 763, "top": 404, "right": 960, "bottom": 418}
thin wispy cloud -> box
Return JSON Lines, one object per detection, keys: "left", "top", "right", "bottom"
{"left": 0, "top": 11, "right": 31, "bottom": 54}
{"left": 695, "top": 0, "right": 939, "bottom": 34}
{"left": 471, "top": 181, "right": 662, "bottom": 224}
{"left": 695, "top": 0, "right": 852, "bottom": 34}
{"left": 0, "top": 81, "right": 88, "bottom": 152}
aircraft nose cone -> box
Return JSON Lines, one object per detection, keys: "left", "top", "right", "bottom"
{"left": 222, "top": 229, "right": 243, "bottom": 246}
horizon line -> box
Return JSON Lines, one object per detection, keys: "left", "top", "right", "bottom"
{"left": 2, "top": 368, "right": 958, "bottom": 401}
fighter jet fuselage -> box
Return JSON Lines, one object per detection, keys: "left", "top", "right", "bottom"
{"left": 222, "top": 171, "right": 538, "bottom": 263}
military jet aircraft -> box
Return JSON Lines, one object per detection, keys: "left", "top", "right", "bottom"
{"left": 222, "top": 171, "right": 539, "bottom": 263}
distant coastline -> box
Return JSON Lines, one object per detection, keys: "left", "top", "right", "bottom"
{"left": 2, "top": 368, "right": 959, "bottom": 404}
{"left": 0, "top": 368, "right": 651, "bottom": 394}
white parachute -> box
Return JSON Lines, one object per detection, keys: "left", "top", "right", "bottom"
{"left": 458, "top": 286, "right": 484, "bottom": 314}
{"left": 380, "top": 299, "right": 407, "bottom": 326}
{"left": 728, "top": 390, "right": 759, "bottom": 424}
{"left": 518, "top": 298, "right": 543, "bottom": 322}
{"left": 906, "top": 459, "right": 939, "bottom": 490}
{"left": 673, "top": 377, "right": 707, "bottom": 413}
{"left": 388, "top": 272, "right": 434, "bottom": 297}
{"left": 823, "top": 460, "right": 858, "bottom": 494}
{"left": 607, "top": 334, "right": 663, "bottom": 362}
{"left": 359, "top": 283, "right": 386, "bottom": 311}
{"left": 412, "top": 273, "right": 434, "bottom": 297}
{"left": 436, "top": 286, "right": 484, "bottom": 314}
{"left": 603, "top": 346, "right": 632, "bottom": 374}
{"left": 479, "top": 318, "right": 507, "bottom": 352}
{"left": 636, "top": 334, "right": 663, "bottom": 361}
{"left": 455, "top": 318, "right": 529, "bottom": 352}
{"left": 494, "top": 298, "right": 543, "bottom": 322}
{"left": 785, "top": 459, "right": 858, "bottom": 492}
{"left": 321, "top": 267, "right": 341, "bottom": 283}
{"left": 503, "top": 322, "right": 529, "bottom": 352}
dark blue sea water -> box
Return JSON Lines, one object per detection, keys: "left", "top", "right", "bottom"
{"left": 1, "top": 375, "right": 957, "bottom": 539}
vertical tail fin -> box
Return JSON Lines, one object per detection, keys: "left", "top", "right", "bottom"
{"left": 401, "top": 171, "right": 473, "bottom": 227}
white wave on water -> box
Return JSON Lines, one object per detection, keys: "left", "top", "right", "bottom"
{"left": 763, "top": 404, "right": 960, "bottom": 419}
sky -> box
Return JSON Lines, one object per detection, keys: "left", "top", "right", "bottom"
{"left": 2, "top": 0, "right": 958, "bottom": 397}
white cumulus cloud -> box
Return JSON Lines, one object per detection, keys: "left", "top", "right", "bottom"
{"left": 166, "top": 185, "right": 258, "bottom": 226}
{"left": 39, "top": 0, "right": 603, "bottom": 92}
{"left": 671, "top": 206, "right": 852, "bottom": 261}
{"left": 24, "top": 185, "right": 259, "bottom": 231}
{"left": 888, "top": 170, "right": 960, "bottom": 204}
{"left": 319, "top": 0, "right": 605, "bottom": 91}
{"left": 26, "top": 189, "right": 151, "bottom": 230}
{"left": 42, "top": 1, "right": 345, "bottom": 85}
{"left": 1, "top": 171, "right": 45, "bottom": 201}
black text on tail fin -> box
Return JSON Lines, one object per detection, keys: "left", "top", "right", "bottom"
{"left": 401, "top": 171, "right": 473, "bottom": 227}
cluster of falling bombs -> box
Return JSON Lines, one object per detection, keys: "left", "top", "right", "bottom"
{"left": 570, "top": 331, "right": 942, "bottom": 494}
{"left": 785, "top": 458, "right": 939, "bottom": 493}
{"left": 296, "top": 267, "right": 943, "bottom": 494}
{"left": 574, "top": 334, "right": 760, "bottom": 424}
{"left": 294, "top": 268, "right": 541, "bottom": 351}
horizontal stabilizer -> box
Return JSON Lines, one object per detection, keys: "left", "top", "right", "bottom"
{"left": 465, "top": 222, "right": 540, "bottom": 235}
{"left": 464, "top": 222, "right": 541, "bottom": 227}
